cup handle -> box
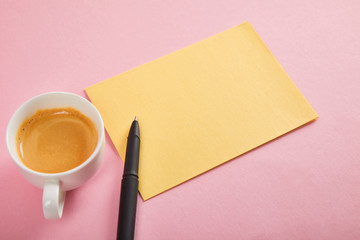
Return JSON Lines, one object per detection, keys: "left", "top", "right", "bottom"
{"left": 42, "top": 179, "right": 65, "bottom": 219}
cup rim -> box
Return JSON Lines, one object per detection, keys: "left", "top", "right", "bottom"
{"left": 6, "top": 91, "right": 105, "bottom": 177}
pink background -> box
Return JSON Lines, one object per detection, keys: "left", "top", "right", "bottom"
{"left": 1, "top": 0, "right": 360, "bottom": 239}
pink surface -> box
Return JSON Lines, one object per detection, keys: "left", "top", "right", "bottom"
{"left": 1, "top": 1, "right": 359, "bottom": 239}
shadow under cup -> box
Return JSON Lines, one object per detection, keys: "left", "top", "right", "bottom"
{"left": 6, "top": 92, "right": 105, "bottom": 219}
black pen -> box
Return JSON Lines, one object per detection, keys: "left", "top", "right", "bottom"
{"left": 117, "top": 117, "right": 140, "bottom": 240}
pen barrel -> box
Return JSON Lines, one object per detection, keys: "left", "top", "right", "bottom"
{"left": 117, "top": 175, "right": 139, "bottom": 240}
{"left": 123, "top": 134, "right": 140, "bottom": 176}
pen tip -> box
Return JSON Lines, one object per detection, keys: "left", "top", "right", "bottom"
{"left": 134, "top": 116, "right": 137, "bottom": 121}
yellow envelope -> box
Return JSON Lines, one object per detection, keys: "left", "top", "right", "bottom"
{"left": 86, "top": 22, "right": 318, "bottom": 200}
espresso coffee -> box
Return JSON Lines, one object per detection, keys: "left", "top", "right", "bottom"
{"left": 16, "top": 107, "right": 98, "bottom": 173}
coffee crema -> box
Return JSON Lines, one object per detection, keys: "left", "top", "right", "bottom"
{"left": 16, "top": 107, "right": 98, "bottom": 173}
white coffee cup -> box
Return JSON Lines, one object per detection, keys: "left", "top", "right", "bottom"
{"left": 6, "top": 92, "right": 105, "bottom": 219}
